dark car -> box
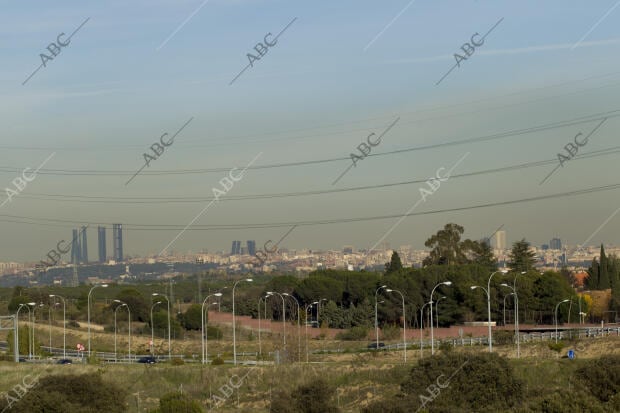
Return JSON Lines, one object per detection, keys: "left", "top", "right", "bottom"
{"left": 138, "top": 356, "right": 157, "bottom": 364}
{"left": 367, "top": 342, "right": 385, "bottom": 349}
{"left": 18, "top": 357, "right": 27, "bottom": 363}
{"left": 56, "top": 359, "right": 72, "bottom": 364}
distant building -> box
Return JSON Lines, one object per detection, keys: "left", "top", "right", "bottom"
{"left": 71, "top": 229, "right": 81, "bottom": 264}
{"left": 113, "top": 224, "right": 123, "bottom": 261}
{"left": 80, "top": 226, "right": 88, "bottom": 263}
{"left": 343, "top": 245, "right": 354, "bottom": 254}
{"left": 493, "top": 230, "right": 507, "bottom": 250}
{"left": 550, "top": 238, "right": 562, "bottom": 250}
{"left": 98, "top": 226, "right": 107, "bottom": 263}
{"left": 231, "top": 241, "right": 241, "bottom": 255}
{"left": 247, "top": 240, "right": 256, "bottom": 256}
{"left": 542, "top": 244, "right": 549, "bottom": 250}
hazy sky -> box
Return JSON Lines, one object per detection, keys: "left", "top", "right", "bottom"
{"left": 1, "top": 0, "right": 620, "bottom": 261}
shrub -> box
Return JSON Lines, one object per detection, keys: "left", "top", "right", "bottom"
{"left": 207, "top": 325, "right": 223, "bottom": 339}
{"left": 494, "top": 330, "right": 514, "bottom": 346}
{"left": 156, "top": 391, "right": 203, "bottom": 413}
{"left": 211, "top": 356, "right": 224, "bottom": 365}
{"left": 271, "top": 379, "right": 339, "bottom": 413}
{"left": 1, "top": 373, "right": 127, "bottom": 413}
{"left": 400, "top": 352, "right": 523, "bottom": 412}
{"left": 170, "top": 357, "right": 185, "bottom": 366}
{"left": 547, "top": 341, "right": 565, "bottom": 353}
{"left": 576, "top": 355, "right": 620, "bottom": 402}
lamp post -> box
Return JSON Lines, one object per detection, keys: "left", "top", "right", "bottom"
{"left": 267, "top": 291, "right": 286, "bottom": 347}
{"left": 283, "top": 293, "right": 301, "bottom": 362}
{"left": 114, "top": 300, "right": 131, "bottom": 362}
{"left": 470, "top": 285, "right": 491, "bottom": 351}
{"left": 513, "top": 271, "right": 526, "bottom": 358}
{"left": 386, "top": 289, "right": 407, "bottom": 362}
{"left": 430, "top": 281, "right": 451, "bottom": 355}
{"left": 502, "top": 292, "right": 515, "bottom": 326}
{"left": 16, "top": 304, "right": 31, "bottom": 359}
{"left": 113, "top": 302, "right": 126, "bottom": 362}
{"left": 555, "top": 299, "right": 570, "bottom": 344}
{"left": 374, "top": 285, "right": 387, "bottom": 349}
{"left": 258, "top": 296, "right": 268, "bottom": 357}
{"left": 28, "top": 303, "right": 41, "bottom": 359}
{"left": 50, "top": 295, "right": 66, "bottom": 359}
{"left": 419, "top": 301, "right": 432, "bottom": 358}
{"left": 152, "top": 293, "right": 171, "bottom": 359}
{"left": 150, "top": 301, "right": 162, "bottom": 355}
{"left": 88, "top": 284, "right": 108, "bottom": 357}
{"left": 201, "top": 293, "right": 222, "bottom": 364}
{"left": 305, "top": 302, "right": 318, "bottom": 363}
{"left": 233, "top": 278, "right": 253, "bottom": 365}
{"left": 435, "top": 296, "right": 446, "bottom": 329}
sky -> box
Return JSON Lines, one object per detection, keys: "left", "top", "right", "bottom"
{"left": 1, "top": 0, "right": 620, "bottom": 261}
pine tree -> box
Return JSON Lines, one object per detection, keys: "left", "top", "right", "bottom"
{"left": 508, "top": 239, "right": 536, "bottom": 272}
{"left": 385, "top": 251, "right": 403, "bottom": 274}
{"left": 587, "top": 258, "right": 600, "bottom": 289}
{"left": 599, "top": 244, "right": 611, "bottom": 289}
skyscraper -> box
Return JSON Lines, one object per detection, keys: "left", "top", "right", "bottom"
{"left": 113, "top": 224, "right": 123, "bottom": 261}
{"left": 80, "top": 226, "right": 88, "bottom": 263}
{"left": 231, "top": 240, "right": 241, "bottom": 255}
{"left": 493, "top": 230, "right": 507, "bottom": 250}
{"left": 98, "top": 226, "right": 107, "bottom": 263}
{"left": 247, "top": 240, "right": 256, "bottom": 256}
{"left": 71, "top": 229, "right": 81, "bottom": 264}
{"left": 550, "top": 238, "right": 562, "bottom": 250}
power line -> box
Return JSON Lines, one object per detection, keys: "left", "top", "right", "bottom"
{"left": 1, "top": 182, "right": 619, "bottom": 230}
{"left": 12, "top": 144, "right": 620, "bottom": 204}
{"left": 0, "top": 109, "right": 617, "bottom": 176}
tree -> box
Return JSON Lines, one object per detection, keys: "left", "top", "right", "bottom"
{"left": 423, "top": 223, "right": 469, "bottom": 266}
{"left": 598, "top": 245, "right": 611, "bottom": 289}
{"left": 178, "top": 304, "right": 202, "bottom": 330}
{"left": 508, "top": 239, "right": 536, "bottom": 272}
{"left": 114, "top": 289, "right": 149, "bottom": 322}
{"left": 385, "top": 251, "right": 403, "bottom": 273}
{"left": 463, "top": 239, "right": 497, "bottom": 271}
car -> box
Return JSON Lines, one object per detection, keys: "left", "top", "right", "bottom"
{"left": 367, "top": 342, "right": 385, "bottom": 349}
{"left": 56, "top": 359, "right": 72, "bottom": 365}
{"left": 138, "top": 356, "right": 157, "bottom": 364}
{"left": 18, "top": 357, "right": 27, "bottom": 363}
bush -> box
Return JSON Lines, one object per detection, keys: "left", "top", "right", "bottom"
{"left": 547, "top": 341, "right": 565, "bottom": 353}
{"left": 0, "top": 373, "right": 127, "bottom": 413}
{"left": 207, "top": 325, "right": 223, "bottom": 340}
{"left": 398, "top": 352, "right": 523, "bottom": 412}
{"left": 494, "top": 330, "right": 514, "bottom": 346}
{"left": 576, "top": 355, "right": 620, "bottom": 402}
{"left": 155, "top": 391, "right": 203, "bottom": 413}
{"left": 211, "top": 356, "right": 224, "bottom": 365}
{"left": 271, "top": 379, "right": 339, "bottom": 413}
{"left": 170, "top": 357, "right": 184, "bottom": 366}
{"left": 335, "top": 326, "right": 368, "bottom": 341}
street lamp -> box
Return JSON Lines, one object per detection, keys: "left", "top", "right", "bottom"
{"left": 512, "top": 270, "right": 526, "bottom": 358}
{"left": 386, "top": 289, "right": 407, "bottom": 362}
{"left": 16, "top": 304, "right": 31, "bottom": 359}
{"left": 258, "top": 295, "right": 270, "bottom": 357}
{"left": 267, "top": 292, "right": 286, "bottom": 348}
{"left": 152, "top": 293, "right": 171, "bottom": 359}
{"left": 150, "top": 301, "right": 162, "bottom": 355}
{"left": 502, "top": 291, "right": 515, "bottom": 326}
{"left": 283, "top": 293, "right": 301, "bottom": 362}
{"left": 305, "top": 301, "right": 318, "bottom": 363}
{"left": 114, "top": 300, "right": 131, "bottom": 362}
{"left": 555, "top": 299, "right": 570, "bottom": 343}
{"left": 113, "top": 302, "right": 126, "bottom": 362}
{"left": 49, "top": 295, "right": 66, "bottom": 359}
{"left": 419, "top": 301, "right": 432, "bottom": 358}
{"left": 430, "top": 281, "right": 451, "bottom": 355}
{"left": 88, "top": 284, "right": 108, "bottom": 357}
{"left": 470, "top": 285, "right": 491, "bottom": 351}
{"left": 28, "top": 302, "right": 40, "bottom": 359}
{"left": 233, "top": 278, "right": 253, "bottom": 365}
{"left": 201, "top": 293, "right": 222, "bottom": 364}
{"left": 374, "top": 285, "right": 387, "bottom": 349}
{"left": 435, "top": 296, "right": 446, "bottom": 329}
